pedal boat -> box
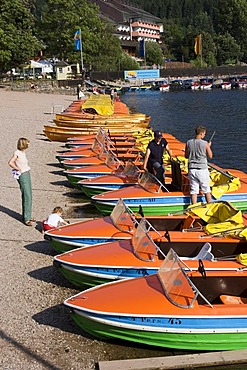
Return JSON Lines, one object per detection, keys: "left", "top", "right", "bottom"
{"left": 44, "top": 199, "right": 136, "bottom": 253}
{"left": 56, "top": 142, "right": 140, "bottom": 163}
{"left": 64, "top": 127, "right": 107, "bottom": 149}
{"left": 91, "top": 165, "right": 247, "bottom": 215}
{"left": 64, "top": 164, "right": 123, "bottom": 187}
{"left": 63, "top": 152, "right": 143, "bottom": 188}
{"left": 57, "top": 135, "right": 140, "bottom": 162}
{"left": 78, "top": 161, "right": 142, "bottom": 196}
{"left": 65, "top": 136, "right": 96, "bottom": 148}
{"left": 64, "top": 248, "right": 247, "bottom": 350}
{"left": 43, "top": 124, "right": 150, "bottom": 142}
{"left": 58, "top": 140, "right": 185, "bottom": 164}
{"left": 65, "top": 133, "right": 139, "bottom": 148}
{"left": 78, "top": 161, "right": 172, "bottom": 197}
{"left": 45, "top": 198, "right": 247, "bottom": 254}
{"left": 54, "top": 216, "right": 247, "bottom": 289}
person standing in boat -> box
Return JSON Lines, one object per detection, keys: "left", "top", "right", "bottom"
{"left": 8, "top": 137, "right": 35, "bottom": 226}
{"left": 185, "top": 125, "right": 213, "bottom": 204}
{"left": 143, "top": 130, "right": 172, "bottom": 184}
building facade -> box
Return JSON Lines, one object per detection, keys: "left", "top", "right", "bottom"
{"left": 89, "top": 0, "right": 163, "bottom": 56}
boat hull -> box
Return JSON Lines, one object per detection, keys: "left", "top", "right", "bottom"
{"left": 92, "top": 181, "right": 247, "bottom": 216}
{"left": 81, "top": 183, "right": 136, "bottom": 197}
{"left": 92, "top": 198, "right": 247, "bottom": 216}
{"left": 92, "top": 200, "right": 186, "bottom": 216}
{"left": 48, "top": 236, "right": 130, "bottom": 254}
{"left": 44, "top": 125, "right": 150, "bottom": 142}
{"left": 64, "top": 165, "right": 124, "bottom": 185}
{"left": 70, "top": 312, "right": 247, "bottom": 350}
{"left": 54, "top": 263, "right": 115, "bottom": 288}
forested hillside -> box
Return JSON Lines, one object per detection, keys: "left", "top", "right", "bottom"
{"left": 132, "top": 0, "right": 247, "bottom": 66}
{"left": 130, "top": 0, "right": 215, "bottom": 20}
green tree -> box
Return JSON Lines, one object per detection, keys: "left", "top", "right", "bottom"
{"left": 0, "top": 0, "right": 41, "bottom": 71}
{"left": 215, "top": 0, "right": 247, "bottom": 62}
{"left": 215, "top": 33, "right": 243, "bottom": 65}
{"left": 83, "top": 20, "right": 122, "bottom": 72}
{"left": 144, "top": 41, "right": 163, "bottom": 66}
{"left": 119, "top": 52, "right": 140, "bottom": 71}
{"left": 162, "top": 19, "right": 186, "bottom": 61}
{"left": 193, "top": 11, "right": 214, "bottom": 34}
{"left": 201, "top": 32, "right": 217, "bottom": 66}
{"left": 38, "top": 0, "right": 122, "bottom": 71}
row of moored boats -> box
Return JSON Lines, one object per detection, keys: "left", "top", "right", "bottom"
{"left": 42, "top": 94, "right": 247, "bottom": 351}
{"left": 118, "top": 75, "right": 247, "bottom": 92}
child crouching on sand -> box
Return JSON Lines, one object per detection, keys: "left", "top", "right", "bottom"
{"left": 43, "top": 206, "right": 69, "bottom": 232}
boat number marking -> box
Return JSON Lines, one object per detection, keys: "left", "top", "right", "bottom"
{"left": 168, "top": 318, "right": 182, "bottom": 325}
{"left": 129, "top": 198, "right": 156, "bottom": 203}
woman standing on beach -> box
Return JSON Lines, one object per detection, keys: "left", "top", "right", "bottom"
{"left": 8, "top": 137, "right": 34, "bottom": 226}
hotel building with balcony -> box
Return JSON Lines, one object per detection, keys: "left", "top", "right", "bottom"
{"left": 88, "top": 0, "right": 163, "bottom": 56}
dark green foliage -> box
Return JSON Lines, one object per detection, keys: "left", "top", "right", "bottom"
{"left": 132, "top": 0, "right": 247, "bottom": 64}
{"left": 119, "top": 53, "right": 140, "bottom": 70}
{"left": 0, "top": 0, "right": 41, "bottom": 70}
{"left": 144, "top": 42, "right": 164, "bottom": 66}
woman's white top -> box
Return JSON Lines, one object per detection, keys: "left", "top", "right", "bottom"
{"left": 14, "top": 150, "right": 30, "bottom": 173}
{"left": 45, "top": 213, "right": 64, "bottom": 227}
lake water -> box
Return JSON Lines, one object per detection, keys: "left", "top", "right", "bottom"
{"left": 121, "top": 88, "right": 247, "bottom": 173}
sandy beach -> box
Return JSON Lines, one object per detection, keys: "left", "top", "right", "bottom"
{"left": 0, "top": 88, "right": 175, "bottom": 369}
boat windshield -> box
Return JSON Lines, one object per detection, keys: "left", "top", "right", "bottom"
{"left": 110, "top": 198, "right": 136, "bottom": 232}
{"left": 95, "top": 127, "right": 106, "bottom": 145}
{"left": 158, "top": 249, "right": 212, "bottom": 308}
{"left": 98, "top": 145, "right": 108, "bottom": 161}
{"left": 139, "top": 171, "right": 163, "bottom": 193}
{"left": 122, "top": 161, "right": 140, "bottom": 179}
{"left": 91, "top": 138, "right": 103, "bottom": 154}
{"left": 132, "top": 218, "right": 158, "bottom": 261}
{"left": 105, "top": 151, "right": 121, "bottom": 170}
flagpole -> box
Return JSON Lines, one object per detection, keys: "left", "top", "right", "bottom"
{"left": 79, "top": 29, "right": 84, "bottom": 76}
{"left": 200, "top": 34, "right": 203, "bottom": 67}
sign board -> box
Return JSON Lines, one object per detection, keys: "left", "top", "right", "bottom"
{"left": 124, "top": 69, "right": 160, "bottom": 80}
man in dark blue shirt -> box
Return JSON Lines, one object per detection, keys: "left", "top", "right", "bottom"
{"left": 143, "top": 130, "right": 172, "bottom": 184}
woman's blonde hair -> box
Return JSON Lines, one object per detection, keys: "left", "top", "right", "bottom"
{"left": 17, "top": 138, "right": 30, "bottom": 150}
{"left": 52, "top": 206, "right": 63, "bottom": 214}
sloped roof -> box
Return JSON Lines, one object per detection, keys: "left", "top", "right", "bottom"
{"left": 55, "top": 61, "right": 70, "bottom": 67}
{"left": 89, "top": 0, "right": 162, "bottom": 24}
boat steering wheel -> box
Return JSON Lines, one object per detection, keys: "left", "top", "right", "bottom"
{"left": 198, "top": 259, "right": 206, "bottom": 279}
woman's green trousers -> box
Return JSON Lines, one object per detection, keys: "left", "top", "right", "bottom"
{"left": 18, "top": 171, "right": 32, "bottom": 222}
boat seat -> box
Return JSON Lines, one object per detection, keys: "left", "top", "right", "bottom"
{"left": 193, "top": 221, "right": 203, "bottom": 230}
{"left": 171, "top": 160, "right": 183, "bottom": 190}
{"left": 182, "top": 175, "right": 190, "bottom": 193}
{"left": 181, "top": 215, "right": 195, "bottom": 231}
{"left": 182, "top": 242, "right": 214, "bottom": 261}
{"left": 220, "top": 295, "right": 247, "bottom": 305}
